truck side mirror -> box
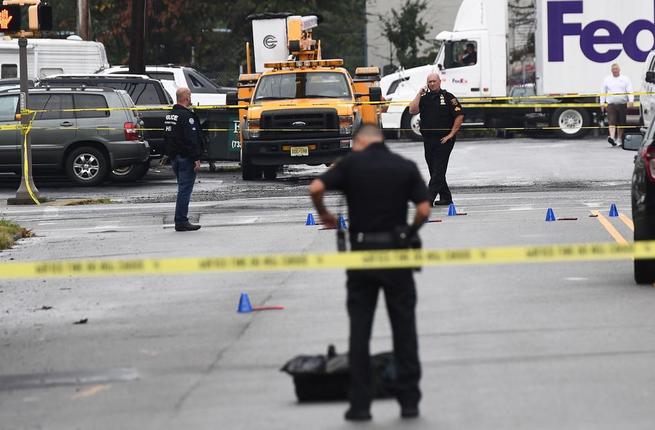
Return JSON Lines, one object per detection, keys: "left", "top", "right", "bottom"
{"left": 437, "top": 64, "right": 443, "bottom": 71}
{"left": 647, "top": 71, "right": 655, "bottom": 84}
{"left": 623, "top": 133, "right": 644, "bottom": 151}
{"left": 369, "top": 87, "right": 382, "bottom": 103}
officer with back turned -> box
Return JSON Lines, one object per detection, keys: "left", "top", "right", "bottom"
{"left": 165, "top": 87, "right": 203, "bottom": 232}
{"left": 409, "top": 73, "right": 464, "bottom": 206}
{"left": 309, "top": 125, "right": 431, "bottom": 422}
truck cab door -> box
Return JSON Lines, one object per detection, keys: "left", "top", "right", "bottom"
{"left": 436, "top": 39, "right": 482, "bottom": 98}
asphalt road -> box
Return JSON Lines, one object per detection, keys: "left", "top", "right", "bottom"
{"left": 1, "top": 137, "right": 651, "bottom": 430}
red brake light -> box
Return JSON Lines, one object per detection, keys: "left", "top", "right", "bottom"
{"left": 124, "top": 122, "right": 139, "bottom": 141}
{"left": 642, "top": 145, "right": 655, "bottom": 182}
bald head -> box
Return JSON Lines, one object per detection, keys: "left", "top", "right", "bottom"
{"left": 427, "top": 73, "right": 441, "bottom": 92}
{"left": 176, "top": 87, "right": 192, "bottom": 107}
{"left": 352, "top": 124, "right": 384, "bottom": 152}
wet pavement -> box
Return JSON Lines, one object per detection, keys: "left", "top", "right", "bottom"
{"left": 1, "top": 136, "right": 651, "bottom": 430}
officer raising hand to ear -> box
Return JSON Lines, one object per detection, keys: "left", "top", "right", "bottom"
{"left": 409, "top": 73, "right": 464, "bottom": 207}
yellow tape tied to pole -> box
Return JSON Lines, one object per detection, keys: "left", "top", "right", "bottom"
{"left": 1, "top": 240, "right": 654, "bottom": 279}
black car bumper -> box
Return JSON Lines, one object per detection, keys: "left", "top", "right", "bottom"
{"left": 108, "top": 141, "right": 150, "bottom": 168}
{"left": 146, "top": 137, "right": 165, "bottom": 158}
{"left": 243, "top": 136, "right": 351, "bottom": 166}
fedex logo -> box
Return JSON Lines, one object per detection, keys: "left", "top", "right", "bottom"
{"left": 548, "top": 0, "right": 655, "bottom": 62}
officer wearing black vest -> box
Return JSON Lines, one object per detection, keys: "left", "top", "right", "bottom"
{"left": 409, "top": 73, "right": 464, "bottom": 206}
{"left": 309, "top": 125, "right": 431, "bottom": 422}
{"left": 164, "top": 87, "right": 202, "bottom": 232}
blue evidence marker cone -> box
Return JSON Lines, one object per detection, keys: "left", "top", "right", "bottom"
{"left": 609, "top": 203, "right": 619, "bottom": 217}
{"left": 448, "top": 203, "right": 457, "bottom": 217}
{"left": 237, "top": 293, "right": 253, "bottom": 314}
{"left": 338, "top": 214, "right": 348, "bottom": 230}
{"left": 545, "top": 208, "right": 556, "bottom": 222}
{"left": 305, "top": 213, "right": 316, "bottom": 226}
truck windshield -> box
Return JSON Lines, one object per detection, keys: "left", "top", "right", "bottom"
{"left": 254, "top": 72, "right": 351, "bottom": 100}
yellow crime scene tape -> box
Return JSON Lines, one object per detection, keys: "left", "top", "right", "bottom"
{"left": 1, "top": 240, "right": 654, "bottom": 280}
{"left": 18, "top": 90, "right": 651, "bottom": 114}
{"left": 21, "top": 111, "right": 40, "bottom": 206}
{"left": 12, "top": 123, "right": 643, "bottom": 134}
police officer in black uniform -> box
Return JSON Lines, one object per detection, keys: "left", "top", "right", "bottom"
{"left": 164, "top": 87, "right": 202, "bottom": 232}
{"left": 309, "top": 125, "right": 431, "bottom": 422}
{"left": 409, "top": 73, "right": 464, "bottom": 206}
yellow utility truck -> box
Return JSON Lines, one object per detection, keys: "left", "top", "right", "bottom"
{"left": 237, "top": 13, "right": 382, "bottom": 180}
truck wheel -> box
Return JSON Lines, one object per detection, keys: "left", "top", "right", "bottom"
{"left": 263, "top": 166, "right": 278, "bottom": 180}
{"left": 552, "top": 108, "right": 590, "bottom": 139}
{"left": 401, "top": 110, "right": 422, "bottom": 141}
{"left": 241, "top": 157, "right": 261, "bottom": 181}
{"left": 65, "top": 146, "right": 108, "bottom": 186}
{"left": 110, "top": 162, "right": 149, "bottom": 182}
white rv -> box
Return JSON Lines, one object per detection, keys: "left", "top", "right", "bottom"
{"left": 382, "top": 0, "right": 654, "bottom": 139}
{"left": 0, "top": 37, "right": 108, "bottom": 80}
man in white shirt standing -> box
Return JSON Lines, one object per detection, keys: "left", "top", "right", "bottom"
{"left": 600, "top": 63, "right": 634, "bottom": 147}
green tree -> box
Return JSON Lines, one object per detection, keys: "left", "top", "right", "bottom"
{"left": 379, "top": 0, "right": 437, "bottom": 69}
{"left": 48, "top": 1, "right": 367, "bottom": 85}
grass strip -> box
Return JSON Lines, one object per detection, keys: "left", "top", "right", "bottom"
{"left": 0, "top": 220, "right": 33, "bottom": 251}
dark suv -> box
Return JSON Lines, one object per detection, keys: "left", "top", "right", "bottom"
{"left": 0, "top": 87, "right": 149, "bottom": 186}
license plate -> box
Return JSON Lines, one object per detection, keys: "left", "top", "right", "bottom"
{"left": 290, "top": 146, "right": 309, "bottom": 157}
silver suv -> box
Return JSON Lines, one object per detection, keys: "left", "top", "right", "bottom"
{"left": 0, "top": 87, "right": 150, "bottom": 186}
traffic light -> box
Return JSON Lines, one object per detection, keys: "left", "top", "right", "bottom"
{"left": 0, "top": 5, "right": 21, "bottom": 32}
{"left": 28, "top": 3, "right": 52, "bottom": 31}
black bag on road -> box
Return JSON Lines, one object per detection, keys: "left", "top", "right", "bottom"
{"left": 280, "top": 345, "right": 396, "bottom": 402}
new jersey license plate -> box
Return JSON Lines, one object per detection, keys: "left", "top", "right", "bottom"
{"left": 290, "top": 146, "right": 309, "bottom": 157}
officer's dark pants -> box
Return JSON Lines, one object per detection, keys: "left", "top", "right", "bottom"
{"left": 171, "top": 155, "right": 197, "bottom": 225}
{"left": 346, "top": 268, "right": 421, "bottom": 411}
{"left": 423, "top": 135, "right": 455, "bottom": 203}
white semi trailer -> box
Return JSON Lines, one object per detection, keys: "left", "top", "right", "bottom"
{"left": 381, "top": 0, "right": 654, "bottom": 139}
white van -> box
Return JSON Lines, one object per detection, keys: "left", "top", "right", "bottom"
{"left": 642, "top": 51, "right": 655, "bottom": 127}
{"left": 0, "top": 37, "right": 109, "bottom": 80}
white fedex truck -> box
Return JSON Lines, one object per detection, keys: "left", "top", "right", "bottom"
{"left": 381, "top": 0, "right": 654, "bottom": 139}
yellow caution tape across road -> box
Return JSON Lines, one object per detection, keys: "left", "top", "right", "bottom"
{"left": 1, "top": 240, "right": 653, "bottom": 279}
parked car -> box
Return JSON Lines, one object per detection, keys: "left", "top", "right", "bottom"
{"left": 623, "top": 116, "right": 655, "bottom": 283}
{"left": 38, "top": 74, "right": 171, "bottom": 161}
{"left": 0, "top": 87, "right": 149, "bottom": 186}
{"left": 98, "top": 65, "right": 235, "bottom": 106}
{"left": 641, "top": 51, "right": 655, "bottom": 127}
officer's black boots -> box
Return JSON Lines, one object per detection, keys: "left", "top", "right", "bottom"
{"left": 175, "top": 222, "right": 201, "bottom": 232}
{"left": 344, "top": 408, "right": 372, "bottom": 422}
{"left": 401, "top": 404, "right": 420, "bottom": 419}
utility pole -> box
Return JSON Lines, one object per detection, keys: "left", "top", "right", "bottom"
{"left": 128, "top": 0, "right": 146, "bottom": 74}
{"left": 76, "top": 0, "right": 89, "bottom": 39}
{"left": 8, "top": 34, "right": 42, "bottom": 205}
